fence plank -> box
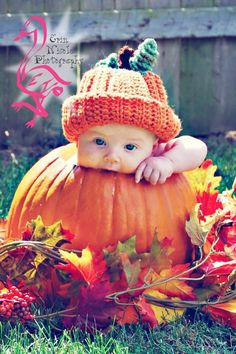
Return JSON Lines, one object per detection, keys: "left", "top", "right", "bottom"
{"left": 181, "top": 0, "right": 215, "bottom": 7}
{"left": 116, "top": 0, "right": 149, "bottom": 9}
{"left": 215, "top": 0, "right": 236, "bottom": 5}
{"left": 154, "top": 39, "right": 181, "bottom": 113}
{"left": 101, "top": 0, "right": 115, "bottom": 10}
{"left": 80, "top": 0, "right": 102, "bottom": 11}
{"left": 2, "top": 7, "right": 236, "bottom": 47}
{"left": 8, "top": 0, "right": 44, "bottom": 13}
{"left": 0, "top": 0, "right": 8, "bottom": 13}
{"left": 5, "top": 46, "right": 26, "bottom": 146}
{"left": 149, "top": 0, "right": 180, "bottom": 8}
{"left": 212, "top": 38, "right": 236, "bottom": 131}
{"left": 45, "top": 0, "right": 79, "bottom": 12}
{"left": 180, "top": 39, "right": 216, "bottom": 135}
{"left": 0, "top": 47, "right": 9, "bottom": 146}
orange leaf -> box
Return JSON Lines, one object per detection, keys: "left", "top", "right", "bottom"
{"left": 58, "top": 248, "right": 106, "bottom": 285}
{"left": 0, "top": 218, "right": 6, "bottom": 241}
{"left": 145, "top": 264, "right": 195, "bottom": 300}
{"left": 117, "top": 305, "right": 139, "bottom": 325}
{"left": 204, "top": 299, "right": 236, "bottom": 329}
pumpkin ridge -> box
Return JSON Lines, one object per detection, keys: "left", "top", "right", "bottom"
{"left": 111, "top": 173, "right": 118, "bottom": 247}
{"left": 72, "top": 166, "right": 86, "bottom": 239}
{"left": 139, "top": 181, "right": 150, "bottom": 252}
{"left": 18, "top": 157, "right": 66, "bottom": 232}
{"left": 43, "top": 161, "right": 76, "bottom": 224}
{"left": 7, "top": 154, "right": 59, "bottom": 238}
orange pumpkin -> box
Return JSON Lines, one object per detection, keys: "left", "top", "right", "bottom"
{"left": 6, "top": 143, "right": 196, "bottom": 265}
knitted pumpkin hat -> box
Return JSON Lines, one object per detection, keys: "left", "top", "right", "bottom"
{"left": 62, "top": 38, "right": 181, "bottom": 143}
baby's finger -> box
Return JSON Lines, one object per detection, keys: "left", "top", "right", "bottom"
{"left": 158, "top": 170, "right": 172, "bottom": 184}
{"left": 158, "top": 177, "right": 167, "bottom": 184}
{"left": 149, "top": 171, "right": 160, "bottom": 185}
{"left": 135, "top": 162, "right": 146, "bottom": 183}
{"left": 143, "top": 165, "right": 153, "bottom": 181}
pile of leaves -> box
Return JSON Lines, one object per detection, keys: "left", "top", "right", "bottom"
{"left": 0, "top": 160, "right": 235, "bottom": 331}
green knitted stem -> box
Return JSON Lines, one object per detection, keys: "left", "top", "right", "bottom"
{"left": 129, "top": 38, "right": 158, "bottom": 74}
{"left": 95, "top": 53, "right": 118, "bottom": 69}
{"left": 94, "top": 39, "right": 158, "bottom": 74}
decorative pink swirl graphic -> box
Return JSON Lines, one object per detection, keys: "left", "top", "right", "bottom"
{"left": 11, "top": 16, "right": 71, "bottom": 127}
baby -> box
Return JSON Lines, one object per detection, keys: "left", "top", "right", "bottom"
{"left": 77, "top": 123, "right": 207, "bottom": 185}
{"left": 62, "top": 39, "right": 207, "bottom": 182}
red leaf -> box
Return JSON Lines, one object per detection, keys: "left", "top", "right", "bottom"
{"left": 201, "top": 160, "right": 213, "bottom": 169}
{"left": 136, "top": 296, "right": 157, "bottom": 328}
{"left": 60, "top": 226, "right": 75, "bottom": 242}
{"left": 197, "top": 191, "right": 223, "bottom": 221}
{"left": 204, "top": 299, "right": 236, "bottom": 329}
{"left": 219, "top": 215, "right": 236, "bottom": 245}
{"left": 63, "top": 278, "right": 121, "bottom": 330}
{"left": 117, "top": 305, "right": 139, "bottom": 325}
{"left": 200, "top": 254, "right": 236, "bottom": 276}
{"left": 22, "top": 226, "right": 32, "bottom": 241}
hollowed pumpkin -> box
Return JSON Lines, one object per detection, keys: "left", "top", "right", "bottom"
{"left": 6, "top": 143, "right": 196, "bottom": 265}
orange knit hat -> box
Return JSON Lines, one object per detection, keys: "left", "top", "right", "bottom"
{"left": 62, "top": 39, "right": 181, "bottom": 142}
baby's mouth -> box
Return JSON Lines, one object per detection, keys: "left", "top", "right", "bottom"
{"left": 103, "top": 164, "right": 120, "bottom": 172}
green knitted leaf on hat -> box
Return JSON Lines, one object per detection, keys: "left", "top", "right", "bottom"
{"left": 129, "top": 38, "right": 158, "bottom": 75}
{"left": 95, "top": 53, "right": 118, "bottom": 69}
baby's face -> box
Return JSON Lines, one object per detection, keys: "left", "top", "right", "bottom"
{"left": 77, "top": 124, "right": 156, "bottom": 173}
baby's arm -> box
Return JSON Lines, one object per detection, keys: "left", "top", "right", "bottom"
{"left": 135, "top": 136, "right": 207, "bottom": 185}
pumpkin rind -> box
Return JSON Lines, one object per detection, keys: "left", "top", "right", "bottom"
{"left": 6, "top": 143, "right": 196, "bottom": 265}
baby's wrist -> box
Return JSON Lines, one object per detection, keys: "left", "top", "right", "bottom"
{"left": 157, "top": 155, "right": 175, "bottom": 172}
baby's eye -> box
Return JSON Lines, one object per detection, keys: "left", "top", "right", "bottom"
{"left": 124, "top": 144, "right": 137, "bottom": 151}
{"left": 94, "top": 138, "right": 106, "bottom": 146}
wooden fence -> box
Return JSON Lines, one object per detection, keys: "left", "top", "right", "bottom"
{"left": 0, "top": 0, "right": 236, "bottom": 148}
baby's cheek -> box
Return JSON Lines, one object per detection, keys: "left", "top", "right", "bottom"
{"left": 121, "top": 155, "right": 143, "bottom": 173}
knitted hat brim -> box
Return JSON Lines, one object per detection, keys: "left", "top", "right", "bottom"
{"left": 62, "top": 93, "right": 181, "bottom": 143}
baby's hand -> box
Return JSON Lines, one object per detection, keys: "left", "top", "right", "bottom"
{"left": 135, "top": 156, "right": 174, "bottom": 185}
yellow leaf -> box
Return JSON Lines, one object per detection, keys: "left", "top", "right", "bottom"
{"left": 24, "top": 268, "right": 37, "bottom": 281}
{"left": 185, "top": 161, "right": 221, "bottom": 194}
{"left": 0, "top": 288, "right": 8, "bottom": 294}
{"left": 60, "top": 248, "right": 92, "bottom": 268}
{"left": 144, "top": 289, "right": 185, "bottom": 325}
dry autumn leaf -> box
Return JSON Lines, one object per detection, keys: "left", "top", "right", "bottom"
{"left": 185, "top": 204, "right": 215, "bottom": 246}
{"left": 204, "top": 299, "right": 236, "bottom": 329}
{"left": 144, "top": 264, "right": 195, "bottom": 301}
{"left": 58, "top": 248, "right": 106, "bottom": 285}
{"left": 142, "top": 289, "right": 185, "bottom": 325}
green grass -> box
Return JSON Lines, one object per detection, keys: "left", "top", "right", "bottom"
{"left": 204, "top": 134, "right": 236, "bottom": 192}
{"left": 0, "top": 153, "right": 37, "bottom": 219}
{"left": 0, "top": 134, "right": 235, "bottom": 352}
{"left": 0, "top": 314, "right": 235, "bottom": 353}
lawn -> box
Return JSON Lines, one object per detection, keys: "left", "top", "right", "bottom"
{"left": 0, "top": 134, "right": 235, "bottom": 353}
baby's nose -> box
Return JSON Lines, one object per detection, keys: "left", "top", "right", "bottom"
{"left": 104, "top": 149, "right": 120, "bottom": 163}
